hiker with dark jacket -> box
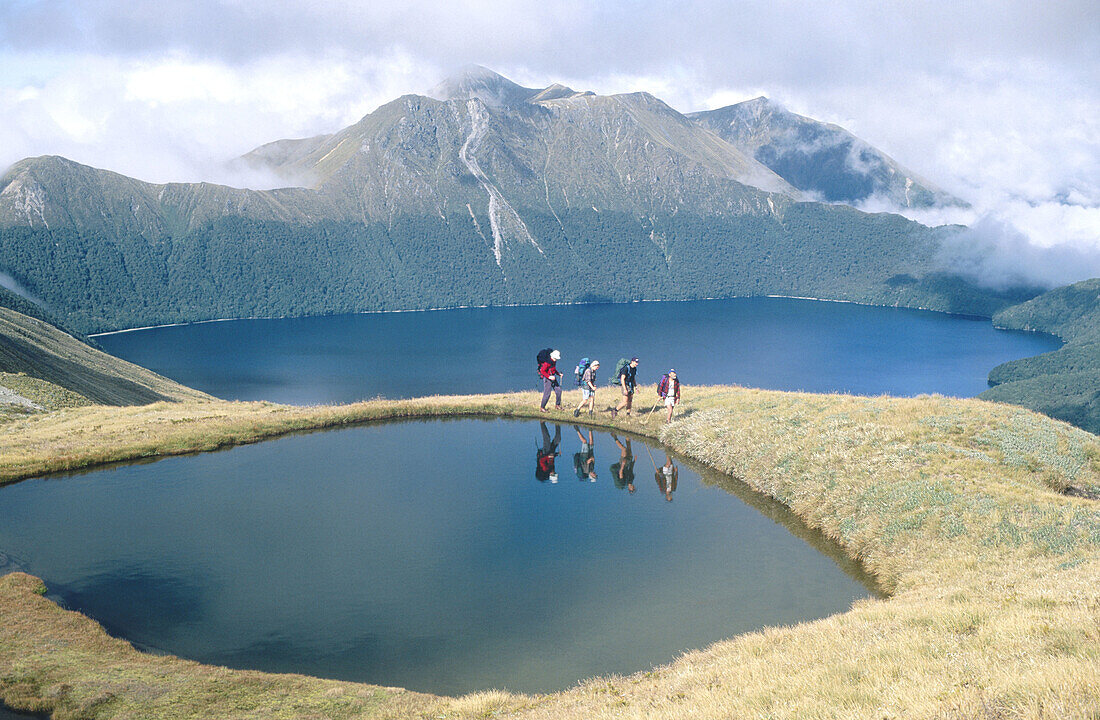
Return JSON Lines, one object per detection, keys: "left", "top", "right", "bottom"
{"left": 539, "top": 349, "right": 563, "bottom": 412}
{"left": 612, "top": 357, "right": 639, "bottom": 418}
{"left": 658, "top": 369, "right": 681, "bottom": 424}
{"left": 535, "top": 422, "right": 561, "bottom": 483}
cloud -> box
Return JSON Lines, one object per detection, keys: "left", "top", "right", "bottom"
{"left": 0, "top": 49, "right": 437, "bottom": 186}
{"left": 0, "top": 271, "right": 47, "bottom": 307}
{"left": 935, "top": 216, "right": 1100, "bottom": 291}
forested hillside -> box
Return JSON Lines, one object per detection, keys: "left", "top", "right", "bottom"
{"left": 982, "top": 278, "right": 1100, "bottom": 433}
{"left": 0, "top": 202, "right": 1032, "bottom": 334}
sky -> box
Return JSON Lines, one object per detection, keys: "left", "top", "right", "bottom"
{"left": 1, "top": 0, "right": 1098, "bottom": 287}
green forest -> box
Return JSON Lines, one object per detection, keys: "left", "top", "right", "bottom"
{"left": 981, "top": 278, "right": 1100, "bottom": 433}
{"left": 0, "top": 202, "right": 1036, "bottom": 335}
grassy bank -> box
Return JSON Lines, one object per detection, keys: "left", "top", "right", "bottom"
{"left": 1, "top": 386, "right": 1099, "bottom": 719}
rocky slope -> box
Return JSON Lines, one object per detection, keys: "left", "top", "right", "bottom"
{"left": 690, "top": 97, "right": 965, "bottom": 208}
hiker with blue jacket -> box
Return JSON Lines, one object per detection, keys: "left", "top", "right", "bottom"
{"left": 572, "top": 359, "right": 599, "bottom": 417}
{"left": 611, "top": 357, "right": 639, "bottom": 419}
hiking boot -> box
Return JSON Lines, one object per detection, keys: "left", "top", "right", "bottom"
{"left": 573, "top": 409, "right": 580, "bottom": 417}
{"left": 610, "top": 408, "right": 618, "bottom": 419}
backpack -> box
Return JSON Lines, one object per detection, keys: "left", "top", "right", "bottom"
{"left": 574, "top": 357, "right": 591, "bottom": 386}
{"left": 612, "top": 358, "right": 630, "bottom": 385}
{"left": 537, "top": 347, "right": 553, "bottom": 371}
{"left": 657, "top": 374, "right": 669, "bottom": 397}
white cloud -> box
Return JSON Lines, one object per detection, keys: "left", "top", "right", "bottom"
{"left": 0, "top": 50, "right": 438, "bottom": 186}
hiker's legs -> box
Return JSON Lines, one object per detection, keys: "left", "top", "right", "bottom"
{"left": 542, "top": 378, "right": 555, "bottom": 409}
{"left": 553, "top": 382, "right": 562, "bottom": 408}
{"left": 666, "top": 402, "right": 674, "bottom": 423}
{"left": 575, "top": 387, "right": 592, "bottom": 415}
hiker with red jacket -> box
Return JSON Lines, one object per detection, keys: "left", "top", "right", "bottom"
{"left": 538, "top": 349, "right": 564, "bottom": 412}
{"left": 658, "top": 369, "right": 681, "bottom": 424}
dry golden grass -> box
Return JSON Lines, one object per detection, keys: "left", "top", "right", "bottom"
{"left": 1, "top": 386, "right": 1098, "bottom": 719}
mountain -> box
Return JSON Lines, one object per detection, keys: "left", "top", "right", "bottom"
{"left": 0, "top": 306, "right": 211, "bottom": 411}
{"left": 0, "top": 67, "right": 1015, "bottom": 334}
{"left": 689, "top": 97, "right": 965, "bottom": 208}
{"left": 981, "top": 278, "right": 1100, "bottom": 433}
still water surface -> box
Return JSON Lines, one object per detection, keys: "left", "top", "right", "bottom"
{"left": 95, "top": 298, "right": 1061, "bottom": 404}
{"left": 0, "top": 419, "right": 874, "bottom": 695}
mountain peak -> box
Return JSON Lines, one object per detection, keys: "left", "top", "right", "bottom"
{"left": 427, "top": 65, "right": 536, "bottom": 108}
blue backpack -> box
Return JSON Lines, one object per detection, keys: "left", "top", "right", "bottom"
{"left": 574, "top": 358, "right": 591, "bottom": 386}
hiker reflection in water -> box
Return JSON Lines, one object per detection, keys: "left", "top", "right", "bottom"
{"left": 535, "top": 422, "right": 561, "bottom": 483}
{"left": 610, "top": 433, "right": 636, "bottom": 493}
{"left": 656, "top": 455, "right": 678, "bottom": 502}
{"left": 573, "top": 425, "right": 597, "bottom": 481}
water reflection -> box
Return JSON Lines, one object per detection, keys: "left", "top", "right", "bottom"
{"left": 535, "top": 422, "right": 561, "bottom": 483}
{"left": 572, "top": 426, "right": 597, "bottom": 482}
{"left": 656, "top": 455, "right": 679, "bottom": 502}
{"left": 609, "top": 433, "right": 636, "bottom": 494}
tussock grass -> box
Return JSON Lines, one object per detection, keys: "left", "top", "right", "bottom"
{"left": 1, "top": 386, "right": 1098, "bottom": 719}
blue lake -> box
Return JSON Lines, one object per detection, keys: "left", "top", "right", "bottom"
{"left": 0, "top": 419, "right": 875, "bottom": 696}
{"left": 96, "top": 298, "right": 1061, "bottom": 404}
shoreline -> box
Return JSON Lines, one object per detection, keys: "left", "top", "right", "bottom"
{"left": 88, "top": 293, "right": 1012, "bottom": 338}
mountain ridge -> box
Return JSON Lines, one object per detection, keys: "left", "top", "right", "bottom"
{"left": 689, "top": 96, "right": 965, "bottom": 208}
{"left": 0, "top": 67, "right": 1019, "bottom": 336}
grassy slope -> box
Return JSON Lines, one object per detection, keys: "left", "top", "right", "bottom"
{"left": 0, "top": 307, "right": 211, "bottom": 409}
{"left": 1, "top": 387, "right": 1098, "bottom": 719}
{"left": 982, "top": 278, "right": 1100, "bottom": 433}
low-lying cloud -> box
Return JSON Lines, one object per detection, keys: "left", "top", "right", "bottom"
{"left": 935, "top": 216, "right": 1100, "bottom": 291}
{"left": 0, "top": 271, "right": 47, "bottom": 307}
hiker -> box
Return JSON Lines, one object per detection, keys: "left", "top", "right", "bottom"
{"left": 658, "top": 369, "right": 681, "bottom": 423}
{"left": 611, "top": 357, "right": 639, "bottom": 418}
{"left": 573, "top": 359, "right": 599, "bottom": 417}
{"left": 538, "top": 349, "right": 564, "bottom": 412}
{"left": 610, "top": 432, "right": 636, "bottom": 493}
{"left": 535, "top": 422, "right": 561, "bottom": 483}
{"left": 573, "top": 425, "right": 597, "bottom": 481}
{"left": 655, "top": 454, "right": 678, "bottom": 502}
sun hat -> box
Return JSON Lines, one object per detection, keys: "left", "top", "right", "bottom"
{"left": 550, "top": 350, "right": 561, "bottom": 361}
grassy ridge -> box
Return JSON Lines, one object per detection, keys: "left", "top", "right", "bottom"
{"left": 1, "top": 387, "right": 1098, "bottom": 719}
{"left": 983, "top": 278, "right": 1100, "bottom": 433}
{"left": 0, "top": 307, "right": 211, "bottom": 411}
